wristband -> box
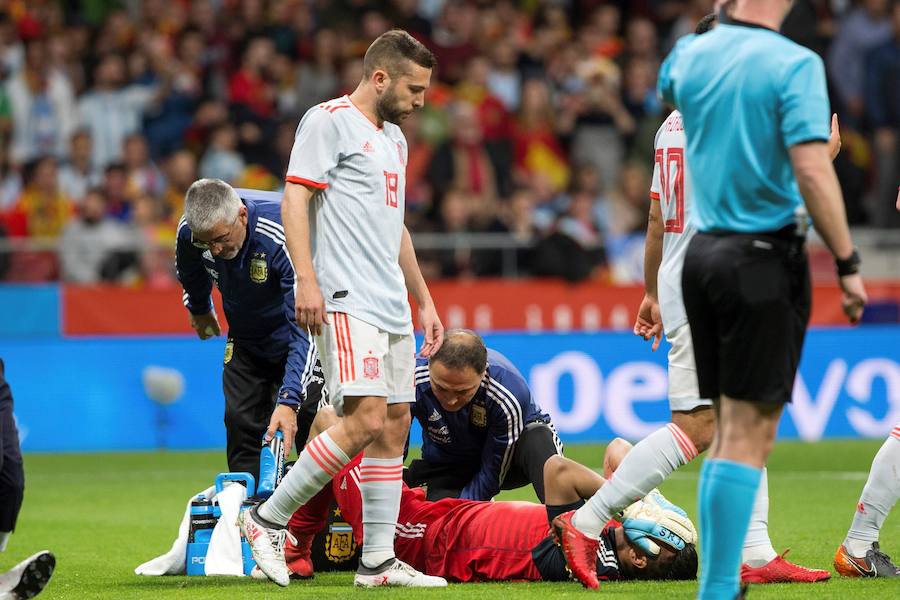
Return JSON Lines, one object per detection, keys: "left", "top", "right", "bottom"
{"left": 835, "top": 248, "right": 860, "bottom": 277}
{"left": 277, "top": 401, "right": 301, "bottom": 414}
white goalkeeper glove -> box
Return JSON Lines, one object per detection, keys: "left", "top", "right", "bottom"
{"left": 621, "top": 491, "right": 697, "bottom": 557}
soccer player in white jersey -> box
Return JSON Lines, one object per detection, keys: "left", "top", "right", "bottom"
{"left": 834, "top": 422, "right": 900, "bottom": 577}
{"left": 551, "top": 14, "right": 844, "bottom": 588}
{"left": 239, "top": 30, "right": 446, "bottom": 588}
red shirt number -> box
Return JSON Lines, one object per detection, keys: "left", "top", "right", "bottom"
{"left": 654, "top": 147, "right": 685, "bottom": 233}
{"left": 384, "top": 171, "right": 399, "bottom": 208}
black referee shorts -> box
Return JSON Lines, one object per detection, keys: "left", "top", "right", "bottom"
{"left": 681, "top": 228, "right": 811, "bottom": 405}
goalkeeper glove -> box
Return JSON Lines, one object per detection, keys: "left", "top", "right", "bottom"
{"left": 621, "top": 497, "right": 697, "bottom": 557}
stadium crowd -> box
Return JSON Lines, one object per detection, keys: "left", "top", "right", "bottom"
{"left": 0, "top": 0, "right": 897, "bottom": 284}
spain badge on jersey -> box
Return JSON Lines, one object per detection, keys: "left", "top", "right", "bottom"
{"left": 250, "top": 252, "right": 267, "bottom": 283}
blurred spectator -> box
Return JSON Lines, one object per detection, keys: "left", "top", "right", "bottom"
{"left": 228, "top": 37, "right": 276, "bottom": 120}
{"left": 567, "top": 57, "right": 635, "bottom": 193}
{"left": 162, "top": 150, "right": 197, "bottom": 221}
{"left": 828, "top": 0, "right": 892, "bottom": 121}
{"left": 77, "top": 54, "right": 157, "bottom": 168}
{"left": 6, "top": 37, "right": 77, "bottom": 164}
{"left": 609, "top": 162, "right": 652, "bottom": 236}
{"left": 431, "top": 2, "right": 480, "bottom": 84}
{"left": 427, "top": 101, "right": 499, "bottom": 220}
{"left": 400, "top": 111, "right": 435, "bottom": 223}
{"left": 123, "top": 133, "right": 166, "bottom": 199}
{"left": 0, "top": 14, "right": 24, "bottom": 80}
{"left": 130, "top": 193, "right": 176, "bottom": 287}
{"left": 0, "top": 135, "right": 22, "bottom": 211}
{"left": 486, "top": 40, "right": 522, "bottom": 111}
{"left": 2, "top": 156, "right": 71, "bottom": 239}
{"left": 621, "top": 17, "right": 660, "bottom": 66}
{"left": 199, "top": 124, "right": 245, "bottom": 184}
{"left": 59, "top": 188, "right": 132, "bottom": 283}
{"left": 430, "top": 188, "right": 474, "bottom": 278}
{"left": 457, "top": 55, "right": 514, "bottom": 197}
{"left": 666, "top": 0, "right": 714, "bottom": 51}
{"left": 866, "top": 1, "right": 900, "bottom": 227}
{"left": 102, "top": 163, "right": 132, "bottom": 222}
{"left": 622, "top": 58, "right": 664, "bottom": 161}
{"left": 142, "top": 32, "right": 202, "bottom": 159}
{"left": 391, "top": 0, "right": 433, "bottom": 39}
{"left": 293, "top": 29, "right": 341, "bottom": 115}
{"left": 513, "top": 79, "right": 569, "bottom": 194}
{"left": 58, "top": 130, "right": 101, "bottom": 205}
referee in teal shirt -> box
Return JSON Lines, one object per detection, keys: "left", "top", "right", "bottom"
{"left": 658, "top": 1, "right": 867, "bottom": 598}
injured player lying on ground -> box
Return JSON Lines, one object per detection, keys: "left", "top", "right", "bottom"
{"left": 251, "top": 407, "right": 697, "bottom": 587}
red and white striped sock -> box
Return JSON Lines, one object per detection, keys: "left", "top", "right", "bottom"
{"left": 573, "top": 423, "right": 698, "bottom": 538}
{"left": 358, "top": 456, "right": 404, "bottom": 568}
{"left": 258, "top": 430, "right": 349, "bottom": 526}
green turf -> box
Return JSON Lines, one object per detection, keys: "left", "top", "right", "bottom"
{"left": 6, "top": 440, "right": 899, "bottom": 599}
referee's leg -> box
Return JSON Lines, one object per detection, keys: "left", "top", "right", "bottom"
{"left": 0, "top": 360, "right": 24, "bottom": 547}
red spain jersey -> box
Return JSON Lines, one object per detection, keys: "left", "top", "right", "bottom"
{"left": 331, "top": 456, "right": 550, "bottom": 581}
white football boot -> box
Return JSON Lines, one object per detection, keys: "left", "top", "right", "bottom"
{"left": 354, "top": 558, "right": 448, "bottom": 587}
{"left": 237, "top": 507, "right": 294, "bottom": 587}
{"left": 0, "top": 551, "right": 55, "bottom": 599}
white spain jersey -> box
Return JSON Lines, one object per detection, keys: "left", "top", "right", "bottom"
{"left": 649, "top": 111, "right": 696, "bottom": 333}
{"left": 286, "top": 95, "right": 411, "bottom": 334}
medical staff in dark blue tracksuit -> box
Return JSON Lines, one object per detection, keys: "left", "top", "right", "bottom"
{"left": 405, "top": 330, "right": 562, "bottom": 502}
{"left": 176, "top": 182, "right": 321, "bottom": 481}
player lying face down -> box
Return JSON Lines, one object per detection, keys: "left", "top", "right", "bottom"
{"left": 280, "top": 407, "right": 697, "bottom": 584}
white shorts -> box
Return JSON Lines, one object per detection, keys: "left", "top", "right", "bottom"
{"left": 666, "top": 323, "right": 713, "bottom": 412}
{"left": 315, "top": 312, "right": 415, "bottom": 416}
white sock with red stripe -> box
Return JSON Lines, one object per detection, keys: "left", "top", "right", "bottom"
{"left": 358, "top": 455, "right": 403, "bottom": 568}
{"left": 741, "top": 468, "right": 778, "bottom": 566}
{"left": 844, "top": 429, "right": 900, "bottom": 557}
{"left": 257, "top": 430, "right": 350, "bottom": 526}
{"left": 572, "top": 423, "right": 698, "bottom": 538}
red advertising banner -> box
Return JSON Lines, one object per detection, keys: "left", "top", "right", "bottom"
{"left": 62, "top": 280, "right": 900, "bottom": 336}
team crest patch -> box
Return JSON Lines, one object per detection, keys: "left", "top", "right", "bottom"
{"left": 363, "top": 356, "right": 380, "bottom": 380}
{"left": 325, "top": 521, "right": 357, "bottom": 563}
{"left": 396, "top": 141, "right": 406, "bottom": 166}
{"left": 250, "top": 252, "right": 267, "bottom": 283}
{"left": 224, "top": 341, "right": 234, "bottom": 364}
{"left": 470, "top": 404, "right": 487, "bottom": 427}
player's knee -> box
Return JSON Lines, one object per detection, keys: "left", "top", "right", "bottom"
{"left": 543, "top": 454, "right": 570, "bottom": 487}
{"left": 343, "top": 402, "right": 387, "bottom": 446}
{"left": 672, "top": 409, "right": 715, "bottom": 453}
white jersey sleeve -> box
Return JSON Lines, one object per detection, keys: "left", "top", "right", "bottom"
{"left": 286, "top": 106, "right": 341, "bottom": 189}
{"left": 652, "top": 111, "right": 696, "bottom": 334}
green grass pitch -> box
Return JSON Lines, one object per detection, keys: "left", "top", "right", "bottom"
{"left": 6, "top": 440, "right": 899, "bottom": 599}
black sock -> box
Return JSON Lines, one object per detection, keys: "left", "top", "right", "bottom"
{"left": 545, "top": 499, "right": 585, "bottom": 525}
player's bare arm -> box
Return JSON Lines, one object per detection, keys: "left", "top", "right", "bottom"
{"left": 189, "top": 310, "right": 220, "bottom": 340}
{"left": 635, "top": 199, "right": 664, "bottom": 350}
{"left": 399, "top": 225, "right": 444, "bottom": 357}
{"left": 789, "top": 142, "right": 867, "bottom": 323}
{"left": 282, "top": 181, "right": 328, "bottom": 336}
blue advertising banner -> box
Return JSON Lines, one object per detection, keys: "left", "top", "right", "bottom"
{"left": 4, "top": 326, "right": 899, "bottom": 452}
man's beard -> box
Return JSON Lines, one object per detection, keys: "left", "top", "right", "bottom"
{"left": 375, "top": 85, "right": 408, "bottom": 124}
